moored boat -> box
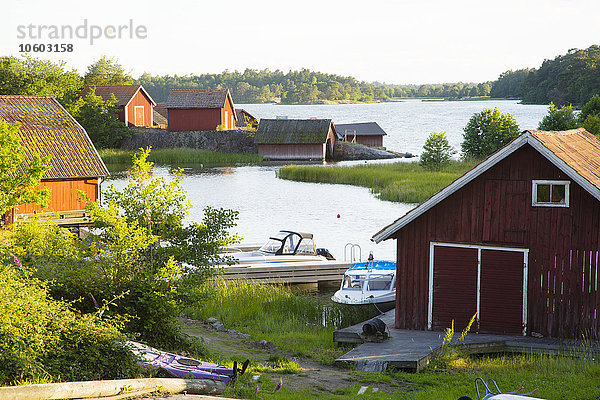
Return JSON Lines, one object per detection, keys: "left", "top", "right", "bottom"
{"left": 224, "top": 230, "right": 335, "bottom": 265}
{"left": 331, "top": 260, "right": 396, "bottom": 308}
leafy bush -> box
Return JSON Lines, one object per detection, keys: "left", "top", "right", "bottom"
{"left": 580, "top": 94, "right": 600, "bottom": 136}
{"left": 461, "top": 108, "right": 520, "bottom": 159}
{"left": 419, "top": 131, "right": 455, "bottom": 171}
{"left": 537, "top": 102, "right": 579, "bottom": 131}
{"left": 0, "top": 261, "right": 141, "bottom": 385}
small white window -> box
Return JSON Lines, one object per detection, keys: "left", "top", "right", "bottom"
{"left": 532, "top": 180, "right": 570, "bottom": 207}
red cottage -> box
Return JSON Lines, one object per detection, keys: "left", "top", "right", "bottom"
{"left": 373, "top": 129, "right": 600, "bottom": 339}
{"left": 81, "top": 85, "right": 156, "bottom": 127}
{"left": 0, "top": 96, "right": 109, "bottom": 228}
{"left": 166, "top": 89, "right": 236, "bottom": 132}
{"left": 335, "top": 122, "right": 387, "bottom": 147}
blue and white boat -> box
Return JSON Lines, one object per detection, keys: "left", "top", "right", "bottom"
{"left": 332, "top": 260, "right": 396, "bottom": 306}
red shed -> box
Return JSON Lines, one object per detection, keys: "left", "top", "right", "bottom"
{"left": 373, "top": 129, "right": 600, "bottom": 338}
{"left": 335, "top": 122, "right": 387, "bottom": 147}
{"left": 0, "top": 96, "right": 109, "bottom": 228}
{"left": 166, "top": 89, "right": 236, "bottom": 132}
{"left": 81, "top": 85, "right": 156, "bottom": 127}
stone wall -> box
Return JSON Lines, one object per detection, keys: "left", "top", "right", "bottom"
{"left": 121, "top": 128, "right": 258, "bottom": 154}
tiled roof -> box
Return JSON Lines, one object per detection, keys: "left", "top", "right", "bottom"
{"left": 0, "top": 96, "right": 109, "bottom": 179}
{"left": 81, "top": 85, "right": 156, "bottom": 106}
{"left": 154, "top": 103, "right": 168, "bottom": 118}
{"left": 166, "top": 89, "right": 229, "bottom": 109}
{"left": 335, "top": 122, "right": 387, "bottom": 139}
{"left": 529, "top": 128, "right": 600, "bottom": 191}
{"left": 254, "top": 119, "right": 335, "bottom": 144}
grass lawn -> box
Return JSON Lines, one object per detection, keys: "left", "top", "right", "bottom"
{"left": 277, "top": 160, "right": 477, "bottom": 204}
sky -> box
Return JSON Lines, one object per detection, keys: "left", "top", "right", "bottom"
{"left": 2, "top": 0, "right": 599, "bottom": 84}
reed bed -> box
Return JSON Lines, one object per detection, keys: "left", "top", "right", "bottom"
{"left": 278, "top": 160, "right": 477, "bottom": 203}
{"left": 99, "top": 148, "right": 262, "bottom": 167}
{"left": 185, "top": 278, "right": 377, "bottom": 363}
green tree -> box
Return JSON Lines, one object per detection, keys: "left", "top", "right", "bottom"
{"left": 85, "top": 56, "right": 133, "bottom": 86}
{"left": 0, "top": 120, "right": 50, "bottom": 219}
{"left": 0, "top": 56, "right": 82, "bottom": 103}
{"left": 538, "top": 103, "right": 579, "bottom": 131}
{"left": 461, "top": 108, "right": 520, "bottom": 159}
{"left": 579, "top": 94, "right": 600, "bottom": 136}
{"left": 67, "top": 88, "right": 131, "bottom": 148}
{"left": 420, "top": 131, "right": 456, "bottom": 171}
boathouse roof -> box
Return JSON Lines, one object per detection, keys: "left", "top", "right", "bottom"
{"left": 166, "top": 89, "right": 231, "bottom": 109}
{"left": 81, "top": 85, "right": 156, "bottom": 106}
{"left": 373, "top": 128, "right": 600, "bottom": 243}
{"left": 254, "top": 119, "right": 336, "bottom": 144}
{"left": 335, "top": 122, "right": 387, "bottom": 139}
{"left": 0, "top": 95, "right": 109, "bottom": 179}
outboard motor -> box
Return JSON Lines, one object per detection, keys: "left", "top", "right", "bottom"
{"left": 316, "top": 248, "right": 335, "bottom": 260}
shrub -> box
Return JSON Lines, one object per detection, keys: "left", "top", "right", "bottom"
{"left": 537, "top": 102, "right": 579, "bottom": 131}
{"left": 419, "top": 131, "right": 455, "bottom": 171}
{"left": 461, "top": 108, "right": 520, "bottom": 159}
{"left": 0, "top": 261, "right": 141, "bottom": 385}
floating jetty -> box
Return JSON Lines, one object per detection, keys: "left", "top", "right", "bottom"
{"left": 220, "top": 260, "right": 352, "bottom": 285}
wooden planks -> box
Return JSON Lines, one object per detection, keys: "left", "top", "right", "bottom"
{"left": 220, "top": 261, "right": 352, "bottom": 284}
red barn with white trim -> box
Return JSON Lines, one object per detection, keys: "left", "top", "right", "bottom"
{"left": 81, "top": 85, "right": 156, "bottom": 127}
{"left": 166, "top": 89, "right": 236, "bottom": 132}
{"left": 373, "top": 129, "right": 600, "bottom": 338}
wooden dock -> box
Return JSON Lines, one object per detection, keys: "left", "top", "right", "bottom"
{"left": 334, "top": 309, "right": 600, "bottom": 371}
{"left": 220, "top": 261, "right": 352, "bottom": 284}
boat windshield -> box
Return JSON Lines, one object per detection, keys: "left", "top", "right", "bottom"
{"left": 295, "top": 237, "right": 316, "bottom": 255}
{"left": 367, "top": 274, "right": 394, "bottom": 291}
{"left": 259, "top": 231, "right": 303, "bottom": 255}
{"left": 342, "top": 275, "right": 364, "bottom": 290}
{"left": 259, "top": 237, "right": 283, "bottom": 254}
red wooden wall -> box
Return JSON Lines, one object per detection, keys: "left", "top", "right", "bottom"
{"left": 351, "top": 135, "right": 383, "bottom": 147}
{"left": 391, "top": 144, "right": 600, "bottom": 338}
{"left": 126, "top": 90, "right": 153, "bottom": 127}
{"left": 168, "top": 93, "right": 236, "bottom": 132}
{"left": 258, "top": 144, "right": 325, "bottom": 160}
{"left": 14, "top": 179, "right": 99, "bottom": 214}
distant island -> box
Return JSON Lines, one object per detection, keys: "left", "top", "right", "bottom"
{"left": 136, "top": 44, "right": 599, "bottom": 107}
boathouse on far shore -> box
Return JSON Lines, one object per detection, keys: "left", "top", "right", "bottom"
{"left": 0, "top": 95, "right": 109, "bottom": 228}
{"left": 336, "top": 122, "right": 387, "bottom": 147}
{"left": 373, "top": 128, "right": 600, "bottom": 339}
{"left": 254, "top": 119, "right": 337, "bottom": 160}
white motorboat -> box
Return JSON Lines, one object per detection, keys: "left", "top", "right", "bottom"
{"left": 224, "top": 230, "right": 335, "bottom": 265}
{"left": 332, "top": 260, "right": 396, "bottom": 306}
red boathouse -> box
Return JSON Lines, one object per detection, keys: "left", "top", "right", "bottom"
{"left": 373, "top": 129, "right": 600, "bottom": 338}
{"left": 166, "top": 89, "right": 236, "bottom": 132}
{"left": 81, "top": 85, "right": 156, "bottom": 127}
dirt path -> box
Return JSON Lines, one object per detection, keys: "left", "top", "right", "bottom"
{"left": 179, "top": 318, "right": 410, "bottom": 396}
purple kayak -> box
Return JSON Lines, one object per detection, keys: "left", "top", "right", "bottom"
{"left": 128, "top": 341, "right": 248, "bottom": 384}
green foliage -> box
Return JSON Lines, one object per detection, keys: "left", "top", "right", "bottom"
{"left": 537, "top": 102, "right": 580, "bottom": 131}
{"left": 278, "top": 160, "right": 475, "bottom": 204}
{"left": 520, "top": 45, "right": 600, "bottom": 105}
{"left": 490, "top": 69, "right": 533, "bottom": 99}
{"left": 185, "top": 278, "right": 377, "bottom": 364}
{"left": 66, "top": 87, "right": 131, "bottom": 148}
{"left": 461, "top": 108, "right": 520, "bottom": 159}
{"left": 98, "top": 148, "right": 262, "bottom": 167}
{"left": 0, "top": 56, "right": 83, "bottom": 103}
{"left": 419, "top": 131, "right": 455, "bottom": 171}
{"left": 0, "top": 261, "right": 141, "bottom": 385}
{"left": 137, "top": 68, "right": 392, "bottom": 104}
{"left": 84, "top": 56, "right": 133, "bottom": 86}
{"left": 386, "top": 82, "right": 492, "bottom": 99}
{"left": 580, "top": 94, "right": 600, "bottom": 136}
{"left": 0, "top": 120, "right": 50, "bottom": 218}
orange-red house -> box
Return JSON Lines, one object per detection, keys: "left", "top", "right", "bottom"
{"left": 166, "top": 89, "right": 236, "bottom": 132}
{"left": 81, "top": 84, "right": 156, "bottom": 127}
{"left": 0, "top": 96, "right": 109, "bottom": 228}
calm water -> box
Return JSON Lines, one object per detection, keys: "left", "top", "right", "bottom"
{"left": 106, "top": 100, "right": 547, "bottom": 260}
{"left": 241, "top": 99, "right": 548, "bottom": 155}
